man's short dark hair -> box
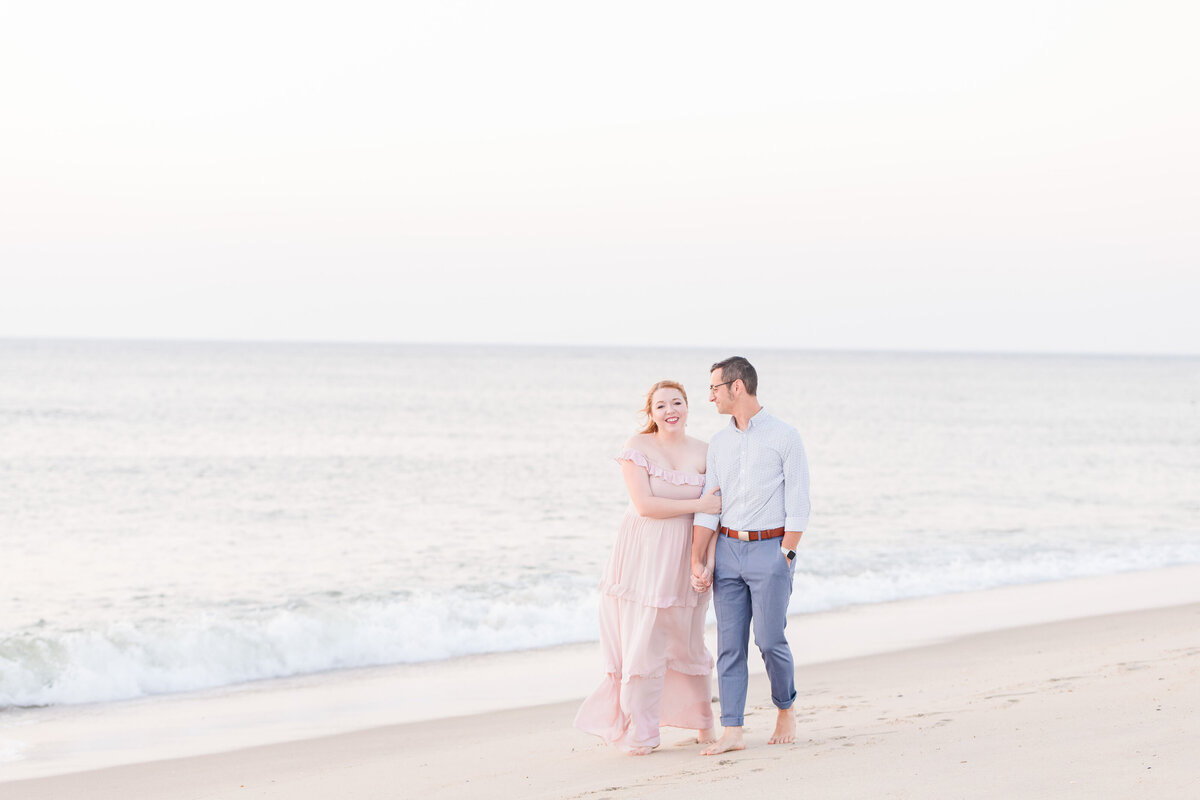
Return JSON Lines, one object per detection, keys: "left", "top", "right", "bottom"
{"left": 711, "top": 356, "right": 757, "bottom": 396}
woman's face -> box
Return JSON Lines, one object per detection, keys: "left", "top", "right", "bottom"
{"left": 650, "top": 387, "right": 688, "bottom": 432}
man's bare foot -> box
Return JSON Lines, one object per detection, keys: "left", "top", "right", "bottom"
{"left": 696, "top": 727, "right": 717, "bottom": 744}
{"left": 767, "top": 708, "right": 796, "bottom": 745}
{"left": 700, "top": 727, "right": 745, "bottom": 755}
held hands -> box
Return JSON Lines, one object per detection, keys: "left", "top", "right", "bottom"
{"left": 696, "top": 487, "right": 721, "bottom": 516}
{"left": 690, "top": 562, "right": 713, "bottom": 593}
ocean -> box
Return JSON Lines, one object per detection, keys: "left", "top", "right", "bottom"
{"left": 1, "top": 339, "right": 1198, "bottom": 710}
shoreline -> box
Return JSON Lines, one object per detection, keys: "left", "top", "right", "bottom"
{"left": 5, "top": 602, "right": 1198, "bottom": 799}
{"left": 3, "top": 564, "right": 1200, "bottom": 791}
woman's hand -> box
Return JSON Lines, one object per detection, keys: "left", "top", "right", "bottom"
{"left": 696, "top": 486, "right": 721, "bottom": 515}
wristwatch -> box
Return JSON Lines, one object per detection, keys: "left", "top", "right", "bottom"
{"left": 781, "top": 545, "right": 796, "bottom": 562}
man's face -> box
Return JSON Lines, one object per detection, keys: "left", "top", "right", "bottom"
{"left": 709, "top": 369, "right": 734, "bottom": 414}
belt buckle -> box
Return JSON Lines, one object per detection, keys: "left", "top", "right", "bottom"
{"left": 736, "top": 530, "right": 750, "bottom": 542}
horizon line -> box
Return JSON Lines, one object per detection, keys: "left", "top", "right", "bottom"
{"left": 1, "top": 334, "right": 1196, "bottom": 360}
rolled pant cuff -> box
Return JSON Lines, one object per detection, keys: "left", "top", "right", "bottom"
{"left": 719, "top": 716, "right": 744, "bottom": 727}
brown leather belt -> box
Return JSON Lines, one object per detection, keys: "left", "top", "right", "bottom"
{"left": 719, "top": 526, "right": 784, "bottom": 542}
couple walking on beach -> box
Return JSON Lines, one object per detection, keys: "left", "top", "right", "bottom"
{"left": 575, "top": 356, "right": 811, "bottom": 756}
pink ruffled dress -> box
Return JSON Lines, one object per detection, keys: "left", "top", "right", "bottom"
{"left": 573, "top": 449, "right": 715, "bottom": 750}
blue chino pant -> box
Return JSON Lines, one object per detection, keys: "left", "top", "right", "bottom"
{"left": 712, "top": 534, "right": 797, "bottom": 726}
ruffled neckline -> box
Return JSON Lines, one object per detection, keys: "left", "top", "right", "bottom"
{"left": 615, "top": 448, "right": 706, "bottom": 487}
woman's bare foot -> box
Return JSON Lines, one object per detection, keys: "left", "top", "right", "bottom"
{"left": 700, "top": 727, "right": 745, "bottom": 755}
{"left": 767, "top": 708, "right": 796, "bottom": 744}
{"left": 696, "top": 727, "right": 717, "bottom": 744}
{"left": 627, "top": 745, "right": 655, "bottom": 756}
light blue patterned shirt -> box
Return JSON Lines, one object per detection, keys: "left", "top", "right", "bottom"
{"left": 694, "top": 408, "right": 810, "bottom": 534}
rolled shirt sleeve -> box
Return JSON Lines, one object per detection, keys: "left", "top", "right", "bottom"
{"left": 693, "top": 441, "right": 720, "bottom": 532}
{"left": 783, "top": 429, "right": 810, "bottom": 532}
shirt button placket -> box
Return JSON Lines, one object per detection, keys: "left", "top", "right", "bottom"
{"left": 740, "top": 431, "right": 749, "bottom": 503}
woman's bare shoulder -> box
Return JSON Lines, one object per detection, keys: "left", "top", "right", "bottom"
{"left": 622, "top": 433, "right": 656, "bottom": 452}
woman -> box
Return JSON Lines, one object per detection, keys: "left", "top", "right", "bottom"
{"left": 574, "top": 380, "right": 721, "bottom": 755}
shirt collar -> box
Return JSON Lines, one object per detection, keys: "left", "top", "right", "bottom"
{"left": 728, "top": 407, "right": 769, "bottom": 432}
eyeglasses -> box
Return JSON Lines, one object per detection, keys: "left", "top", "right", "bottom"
{"left": 709, "top": 381, "right": 733, "bottom": 392}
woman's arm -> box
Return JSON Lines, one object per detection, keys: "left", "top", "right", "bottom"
{"left": 620, "top": 459, "right": 720, "bottom": 520}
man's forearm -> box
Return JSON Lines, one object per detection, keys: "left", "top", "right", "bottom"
{"left": 692, "top": 525, "right": 715, "bottom": 571}
{"left": 782, "top": 531, "right": 803, "bottom": 550}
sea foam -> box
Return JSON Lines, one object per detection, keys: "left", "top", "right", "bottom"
{"left": 5, "top": 538, "right": 1199, "bottom": 708}
{"left": 0, "top": 576, "right": 599, "bottom": 708}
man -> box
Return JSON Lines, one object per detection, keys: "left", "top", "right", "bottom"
{"left": 691, "top": 356, "right": 810, "bottom": 755}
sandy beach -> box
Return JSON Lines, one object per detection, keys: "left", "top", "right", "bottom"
{"left": 4, "top": 568, "right": 1200, "bottom": 799}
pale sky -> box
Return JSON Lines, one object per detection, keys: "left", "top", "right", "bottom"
{"left": 2, "top": 0, "right": 1197, "bottom": 354}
